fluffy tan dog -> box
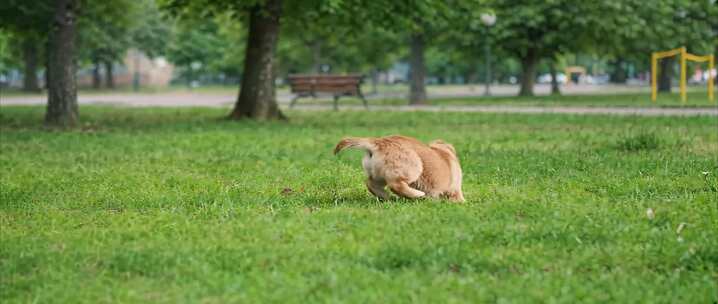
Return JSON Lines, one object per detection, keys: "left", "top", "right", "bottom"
{"left": 334, "top": 135, "right": 464, "bottom": 202}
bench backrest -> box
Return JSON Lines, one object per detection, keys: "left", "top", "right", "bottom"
{"left": 287, "top": 74, "right": 363, "bottom": 95}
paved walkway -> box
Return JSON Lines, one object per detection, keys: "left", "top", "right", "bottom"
{"left": 0, "top": 84, "right": 650, "bottom": 107}
{"left": 2, "top": 85, "right": 716, "bottom": 117}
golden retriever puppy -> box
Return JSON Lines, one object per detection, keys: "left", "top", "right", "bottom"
{"left": 334, "top": 135, "right": 464, "bottom": 202}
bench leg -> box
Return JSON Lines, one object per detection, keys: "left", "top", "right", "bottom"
{"left": 289, "top": 96, "right": 300, "bottom": 108}
{"left": 333, "top": 95, "right": 339, "bottom": 111}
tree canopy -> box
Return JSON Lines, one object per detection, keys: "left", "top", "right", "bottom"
{"left": 2, "top": 0, "right": 716, "bottom": 125}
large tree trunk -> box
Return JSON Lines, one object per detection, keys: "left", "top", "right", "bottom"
{"left": 229, "top": 0, "right": 284, "bottom": 120}
{"left": 104, "top": 61, "right": 115, "bottom": 89}
{"left": 658, "top": 57, "right": 673, "bottom": 93}
{"left": 408, "top": 33, "right": 427, "bottom": 105}
{"left": 549, "top": 60, "right": 560, "bottom": 95}
{"left": 92, "top": 57, "right": 101, "bottom": 89}
{"left": 22, "top": 36, "right": 40, "bottom": 92}
{"left": 518, "top": 49, "right": 538, "bottom": 96}
{"left": 45, "top": 0, "right": 79, "bottom": 127}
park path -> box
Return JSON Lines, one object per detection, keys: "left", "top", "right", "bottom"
{"left": 1, "top": 85, "right": 716, "bottom": 117}
{"left": 0, "top": 84, "right": 646, "bottom": 107}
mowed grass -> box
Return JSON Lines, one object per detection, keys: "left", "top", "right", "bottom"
{"left": 432, "top": 91, "right": 718, "bottom": 107}
{"left": 1, "top": 106, "right": 717, "bottom": 303}
{"left": 297, "top": 90, "right": 718, "bottom": 108}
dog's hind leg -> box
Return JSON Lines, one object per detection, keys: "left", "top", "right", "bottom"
{"left": 366, "top": 179, "right": 390, "bottom": 200}
{"left": 446, "top": 190, "right": 465, "bottom": 203}
{"left": 388, "top": 180, "right": 425, "bottom": 199}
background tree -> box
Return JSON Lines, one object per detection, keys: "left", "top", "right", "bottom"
{"left": 282, "top": 11, "right": 344, "bottom": 75}
{"left": 131, "top": 0, "right": 173, "bottom": 59}
{"left": 0, "top": 0, "right": 53, "bottom": 92}
{"left": 161, "top": 0, "right": 406, "bottom": 120}
{"left": 166, "top": 19, "right": 224, "bottom": 88}
{"left": 342, "top": 0, "right": 484, "bottom": 104}
{"left": 378, "top": 1, "right": 477, "bottom": 104}
{"left": 45, "top": 0, "right": 79, "bottom": 126}
{"left": 336, "top": 26, "right": 402, "bottom": 94}
{"left": 634, "top": 0, "right": 716, "bottom": 92}
{"left": 279, "top": 19, "right": 401, "bottom": 94}
{"left": 488, "top": 1, "right": 624, "bottom": 96}
{"left": 208, "top": 13, "right": 246, "bottom": 84}
{"left": 582, "top": 0, "right": 716, "bottom": 92}
{"left": 79, "top": 0, "right": 137, "bottom": 89}
{"left": 0, "top": 30, "right": 13, "bottom": 77}
{"left": 162, "top": 0, "right": 302, "bottom": 120}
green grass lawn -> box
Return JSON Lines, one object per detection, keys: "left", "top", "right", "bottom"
{"left": 307, "top": 91, "right": 718, "bottom": 108}
{"left": 434, "top": 91, "right": 717, "bottom": 107}
{"left": 1, "top": 106, "right": 717, "bottom": 303}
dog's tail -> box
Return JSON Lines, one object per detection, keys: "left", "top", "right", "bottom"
{"left": 334, "top": 137, "right": 375, "bottom": 155}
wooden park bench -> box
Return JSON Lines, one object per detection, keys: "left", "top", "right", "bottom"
{"left": 287, "top": 74, "right": 368, "bottom": 110}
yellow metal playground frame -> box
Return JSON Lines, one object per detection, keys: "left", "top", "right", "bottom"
{"left": 651, "top": 47, "right": 715, "bottom": 104}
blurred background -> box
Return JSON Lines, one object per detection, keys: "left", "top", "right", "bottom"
{"left": 0, "top": 0, "right": 716, "bottom": 107}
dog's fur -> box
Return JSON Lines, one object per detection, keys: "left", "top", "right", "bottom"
{"left": 334, "top": 135, "right": 464, "bottom": 202}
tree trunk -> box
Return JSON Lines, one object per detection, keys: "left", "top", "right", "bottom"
{"left": 549, "top": 60, "right": 560, "bottom": 95}
{"left": 609, "top": 58, "right": 627, "bottom": 83}
{"left": 45, "top": 0, "right": 79, "bottom": 127}
{"left": 466, "top": 68, "right": 478, "bottom": 92}
{"left": 186, "top": 66, "right": 193, "bottom": 89}
{"left": 104, "top": 61, "right": 115, "bottom": 89}
{"left": 44, "top": 36, "right": 50, "bottom": 90}
{"left": 92, "top": 58, "right": 101, "bottom": 89}
{"left": 518, "top": 49, "right": 538, "bottom": 96}
{"left": 408, "top": 33, "right": 427, "bottom": 105}
{"left": 658, "top": 57, "right": 673, "bottom": 93}
{"left": 371, "top": 69, "right": 379, "bottom": 95}
{"left": 22, "top": 36, "right": 40, "bottom": 92}
{"left": 228, "top": 0, "right": 284, "bottom": 120}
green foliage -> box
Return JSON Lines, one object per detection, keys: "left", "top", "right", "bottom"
{"left": 0, "top": 0, "right": 53, "bottom": 34}
{"left": 488, "top": 1, "right": 606, "bottom": 59}
{"left": 603, "top": 0, "right": 718, "bottom": 58}
{"left": 0, "top": 29, "right": 14, "bottom": 74}
{"left": 158, "top": 0, "right": 415, "bottom": 81}
{"left": 279, "top": 24, "right": 401, "bottom": 75}
{"left": 79, "top": 0, "right": 172, "bottom": 66}
{"left": 130, "top": 0, "right": 173, "bottom": 58}
{"left": 166, "top": 14, "right": 245, "bottom": 84}
{"left": 78, "top": 0, "right": 138, "bottom": 64}
{"left": 1, "top": 106, "right": 716, "bottom": 302}
{"left": 0, "top": 0, "right": 53, "bottom": 73}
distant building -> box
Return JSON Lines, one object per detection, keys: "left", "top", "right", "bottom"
{"left": 77, "top": 49, "right": 174, "bottom": 88}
